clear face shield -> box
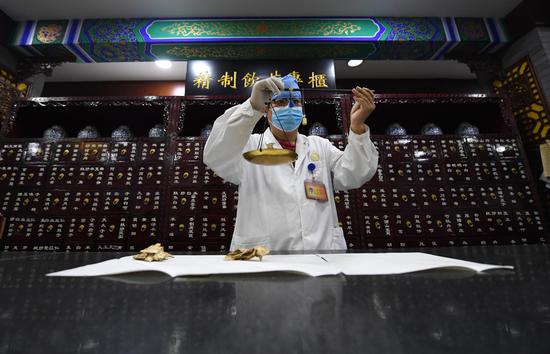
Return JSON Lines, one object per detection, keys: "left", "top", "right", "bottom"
{"left": 268, "top": 86, "right": 306, "bottom": 134}
{"left": 271, "top": 98, "right": 303, "bottom": 108}
{"left": 242, "top": 76, "right": 305, "bottom": 166}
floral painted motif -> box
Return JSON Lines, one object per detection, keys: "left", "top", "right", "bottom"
{"left": 36, "top": 24, "right": 63, "bottom": 44}
{"left": 383, "top": 17, "right": 442, "bottom": 41}
{"left": 82, "top": 20, "right": 141, "bottom": 62}
{"left": 456, "top": 18, "right": 489, "bottom": 41}
{"left": 164, "top": 44, "right": 360, "bottom": 59}
{"left": 160, "top": 20, "right": 362, "bottom": 37}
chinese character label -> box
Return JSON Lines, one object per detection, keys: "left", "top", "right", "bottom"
{"left": 193, "top": 71, "right": 213, "bottom": 90}
{"left": 218, "top": 71, "right": 237, "bottom": 89}
{"left": 242, "top": 72, "right": 260, "bottom": 88}
{"left": 308, "top": 72, "right": 328, "bottom": 88}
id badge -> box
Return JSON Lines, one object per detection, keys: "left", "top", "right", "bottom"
{"left": 304, "top": 180, "right": 328, "bottom": 201}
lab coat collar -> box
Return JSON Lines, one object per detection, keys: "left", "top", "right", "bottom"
{"left": 263, "top": 128, "right": 309, "bottom": 171}
{"left": 262, "top": 128, "right": 281, "bottom": 149}
{"left": 294, "top": 133, "right": 308, "bottom": 171}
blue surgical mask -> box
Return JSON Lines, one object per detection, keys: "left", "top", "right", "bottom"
{"left": 271, "top": 106, "right": 303, "bottom": 132}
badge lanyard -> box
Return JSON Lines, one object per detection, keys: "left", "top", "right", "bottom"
{"left": 304, "top": 157, "right": 328, "bottom": 202}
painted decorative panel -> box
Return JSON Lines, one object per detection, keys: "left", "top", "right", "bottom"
{"left": 493, "top": 57, "right": 550, "bottom": 145}
{"left": 0, "top": 67, "right": 19, "bottom": 132}
{"left": 13, "top": 17, "right": 508, "bottom": 62}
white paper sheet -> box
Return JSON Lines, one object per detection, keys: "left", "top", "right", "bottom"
{"left": 320, "top": 253, "right": 513, "bottom": 275}
{"left": 47, "top": 252, "right": 513, "bottom": 278}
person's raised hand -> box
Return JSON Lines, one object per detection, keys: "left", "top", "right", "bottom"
{"left": 350, "top": 87, "right": 376, "bottom": 134}
{"left": 250, "top": 77, "right": 284, "bottom": 113}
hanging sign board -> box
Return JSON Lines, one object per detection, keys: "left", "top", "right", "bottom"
{"left": 185, "top": 60, "right": 335, "bottom": 96}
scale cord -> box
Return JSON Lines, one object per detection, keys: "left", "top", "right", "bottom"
{"left": 257, "top": 107, "right": 269, "bottom": 151}
{"left": 256, "top": 100, "right": 294, "bottom": 151}
{"left": 270, "top": 101, "right": 294, "bottom": 145}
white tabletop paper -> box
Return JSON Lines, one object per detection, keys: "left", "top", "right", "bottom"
{"left": 47, "top": 252, "right": 513, "bottom": 278}
{"left": 320, "top": 253, "right": 513, "bottom": 275}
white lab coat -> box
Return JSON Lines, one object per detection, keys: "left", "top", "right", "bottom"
{"left": 203, "top": 99, "right": 379, "bottom": 251}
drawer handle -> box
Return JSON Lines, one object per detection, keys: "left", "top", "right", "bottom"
{"left": 62, "top": 149, "right": 70, "bottom": 156}
{"left": 109, "top": 224, "right": 116, "bottom": 232}
{"left": 141, "top": 224, "right": 147, "bottom": 232}
{"left": 113, "top": 197, "right": 120, "bottom": 205}
{"left": 23, "top": 198, "right": 30, "bottom": 206}
{"left": 211, "top": 197, "right": 218, "bottom": 205}
{"left": 87, "top": 172, "right": 94, "bottom": 180}
{"left": 180, "top": 197, "right": 187, "bottom": 205}
{"left": 116, "top": 172, "right": 124, "bottom": 180}
{"left": 143, "top": 197, "right": 150, "bottom": 205}
{"left": 120, "top": 148, "right": 127, "bottom": 156}
{"left": 210, "top": 224, "right": 217, "bottom": 231}
{"left": 78, "top": 224, "right": 85, "bottom": 232}
{"left": 149, "top": 148, "right": 156, "bottom": 155}
{"left": 178, "top": 224, "right": 185, "bottom": 231}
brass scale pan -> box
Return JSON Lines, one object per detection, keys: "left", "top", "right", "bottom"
{"left": 243, "top": 88, "right": 356, "bottom": 165}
